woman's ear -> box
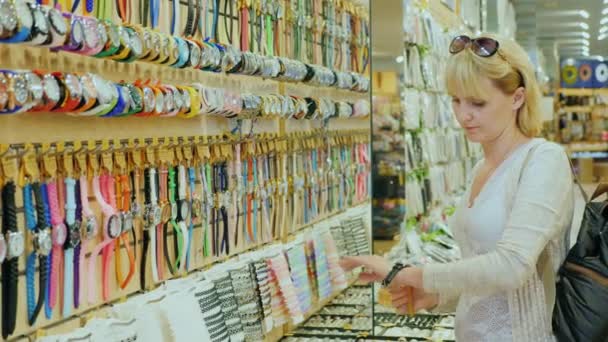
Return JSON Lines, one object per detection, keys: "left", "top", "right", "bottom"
{"left": 512, "top": 87, "right": 525, "bottom": 112}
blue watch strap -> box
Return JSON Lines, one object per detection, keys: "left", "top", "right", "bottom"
{"left": 41, "top": 183, "right": 53, "bottom": 319}
{"left": 172, "top": 38, "right": 190, "bottom": 68}
{"left": 102, "top": 85, "right": 127, "bottom": 117}
{"left": 26, "top": 252, "right": 37, "bottom": 322}
{"left": 151, "top": 0, "right": 160, "bottom": 29}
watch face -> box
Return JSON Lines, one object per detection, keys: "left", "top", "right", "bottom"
{"left": 129, "top": 29, "right": 143, "bottom": 56}
{"left": 83, "top": 20, "right": 100, "bottom": 49}
{"left": 0, "top": 235, "right": 6, "bottom": 262}
{"left": 52, "top": 223, "right": 67, "bottom": 245}
{"left": 154, "top": 91, "right": 164, "bottom": 113}
{"left": 171, "top": 202, "right": 178, "bottom": 220}
{"left": 192, "top": 199, "right": 202, "bottom": 218}
{"left": 121, "top": 212, "right": 133, "bottom": 232}
{"left": 24, "top": 72, "right": 43, "bottom": 102}
{"left": 69, "top": 223, "right": 81, "bottom": 247}
{"left": 33, "top": 6, "right": 49, "bottom": 34}
{"left": 121, "top": 86, "right": 132, "bottom": 112}
{"left": 47, "top": 8, "right": 67, "bottom": 35}
{"left": 164, "top": 89, "right": 175, "bottom": 113}
{"left": 13, "top": 74, "right": 28, "bottom": 106}
{"left": 96, "top": 22, "right": 108, "bottom": 47}
{"left": 190, "top": 44, "right": 201, "bottom": 66}
{"left": 180, "top": 201, "right": 190, "bottom": 220}
{"left": 92, "top": 75, "right": 111, "bottom": 104}
{"left": 0, "top": 74, "right": 8, "bottom": 109}
{"left": 107, "top": 215, "right": 122, "bottom": 238}
{"left": 15, "top": 0, "right": 33, "bottom": 29}
{"left": 181, "top": 90, "right": 191, "bottom": 111}
{"left": 153, "top": 206, "right": 162, "bottom": 225}
{"left": 162, "top": 37, "right": 170, "bottom": 57}
{"left": 0, "top": 1, "right": 17, "bottom": 32}
{"left": 71, "top": 19, "right": 84, "bottom": 44}
{"left": 131, "top": 202, "right": 142, "bottom": 218}
{"left": 152, "top": 33, "right": 161, "bottom": 53}
{"left": 35, "top": 229, "right": 52, "bottom": 255}
{"left": 143, "top": 87, "right": 155, "bottom": 112}
{"left": 81, "top": 216, "right": 98, "bottom": 240}
{"left": 107, "top": 24, "right": 119, "bottom": 47}
{"left": 65, "top": 73, "right": 82, "bottom": 100}
{"left": 6, "top": 232, "right": 24, "bottom": 258}
{"left": 119, "top": 26, "right": 129, "bottom": 45}
{"left": 80, "top": 74, "right": 97, "bottom": 101}
{"left": 142, "top": 30, "right": 152, "bottom": 51}
{"left": 172, "top": 88, "right": 182, "bottom": 109}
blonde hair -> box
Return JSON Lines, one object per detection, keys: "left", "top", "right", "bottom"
{"left": 446, "top": 33, "right": 542, "bottom": 137}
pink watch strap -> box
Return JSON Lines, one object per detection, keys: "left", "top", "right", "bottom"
{"left": 88, "top": 175, "right": 115, "bottom": 303}
{"left": 47, "top": 182, "right": 62, "bottom": 311}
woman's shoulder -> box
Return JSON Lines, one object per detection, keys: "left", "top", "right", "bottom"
{"left": 532, "top": 138, "right": 566, "bottom": 154}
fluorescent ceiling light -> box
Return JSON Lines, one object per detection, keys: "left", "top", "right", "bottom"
{"left": 395, "top": 56, "right": 404, "bottom": 63}
{"left": 537, "top": 32, "right": 590, "bottom": 39}
{"left": 539, "top": 22, "right": 589, "bottom": 30}
{"left": 537, "top": 10, "right": 589, "bottom": 18}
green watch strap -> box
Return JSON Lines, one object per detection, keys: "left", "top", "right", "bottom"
{"left": 168, "top": 166, "right": 183, "bottom": 269}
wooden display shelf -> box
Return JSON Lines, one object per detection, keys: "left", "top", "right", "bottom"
{"left": 561, "top": 106, "right": 593, "bottom": 113}
{"left": 558, "top": 88, "right": 608, "bottom": 97}
{"left": 562, "top": 142, "right": 608, "bottom": 153}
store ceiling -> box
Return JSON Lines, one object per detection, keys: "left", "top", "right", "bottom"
{"left": 514, "top": 0, "right": 608, "bottom": 68}
{"left": 371, "top": 0, "right": 403, "bottom": 71}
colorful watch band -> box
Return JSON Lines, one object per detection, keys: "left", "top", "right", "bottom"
{"left": 62, "top": 178, "right": 76, "bottom": 317}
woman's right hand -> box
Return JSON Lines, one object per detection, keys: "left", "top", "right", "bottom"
{"left": 390, "top": 286, "right": 439, "bottom": 315}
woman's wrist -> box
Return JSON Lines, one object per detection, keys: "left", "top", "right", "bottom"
{"left": 393, "top": 266, "right": 424, "bottom": 289}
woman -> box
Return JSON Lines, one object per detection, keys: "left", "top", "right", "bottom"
{"left": 342, "top": 34, "right": 575, "bottom": 341}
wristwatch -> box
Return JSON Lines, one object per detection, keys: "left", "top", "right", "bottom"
{"left": 51, "top": 72, "right": 83, "bottom": 112}
{"left": 42, "top": 6, "right": 68, "bottom": 48}
{"left": 172, "top": 37, "right": 190, "bottom": 68}
{"left": 122, "top": 83, "right": 143, "bottom": 116}
{"left": 1, "top": 70, "right": 29, "bottom": 114}
{"left": 381, "top": 262, "right": 410, "bottom": 288}
{"left": 121, "top": 26, "right": 143, "bottom": 62}
{"left": 26, "top": 2, "right": 49, "bottom": 46}
{"left": 22, "top": 71, "right": 43, "bottom": 112}
{"left": 94, "top": 20, "right": 121, "bottom": 58}
{"left": 2, "top": 181, "right": 24, "bottom": 339}
{"left": 80, "top": 16, "right": 106, "bottom": 56}
{"left": 25, "top": 182, "right": 51, "bottom": 326}
{"left": 0, "top": 0, "right": 33, "bottom": 44}
{"left": 59, "top": 13, "right": 84, "bottom": 52}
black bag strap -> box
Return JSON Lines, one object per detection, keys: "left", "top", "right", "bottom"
{"left": 566, "top": 157, "right": 589, "bottom": 203}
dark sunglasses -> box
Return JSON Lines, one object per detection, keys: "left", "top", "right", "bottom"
{"left": 449, "top": 35, "right": 500, "bottom": 57}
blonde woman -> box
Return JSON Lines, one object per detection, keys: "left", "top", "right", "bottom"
{"left": 342, "top": 34, "right": 575, "bottom": 341}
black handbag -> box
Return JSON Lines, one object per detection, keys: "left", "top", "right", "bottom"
{"left": 553, "top": 184, "right": 608, "bottom": 342}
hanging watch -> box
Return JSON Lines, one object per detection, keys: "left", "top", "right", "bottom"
{"left": 59, "top": 13, "right": 84, "bottom": 52}
{"left": 95, "top": 20, "right": 120, "bottom": 58}
{"left": 43, "top": 6, "right": 67, "bottom": 48}
{"left": 26, "top": 2, "right": 49, "bottom": 46}
{"left": 0, "top": 0, "right": 32, "bottom": 44}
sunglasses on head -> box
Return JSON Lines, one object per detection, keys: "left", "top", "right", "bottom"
{"left": 449, "top": 35, "right": 500, "bottom": 57}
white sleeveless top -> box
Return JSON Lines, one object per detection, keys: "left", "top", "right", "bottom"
{"left": 423, "top": 138, "right": 575, "bottom": 341}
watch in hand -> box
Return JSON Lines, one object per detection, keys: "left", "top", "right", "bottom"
{"left": 381, "top": 262, "right": 410, "bottom": 288}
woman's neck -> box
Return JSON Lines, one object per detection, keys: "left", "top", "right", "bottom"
{"left": 481, "top": 126, "right": 530, "bottom": 167}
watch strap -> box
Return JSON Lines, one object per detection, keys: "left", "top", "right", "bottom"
{"left": 2, "top": 182, "right": 18, "bottom": 339}
{"left": 381, "top": 262, "right": 408, "bottom": 288}
{"left": 63, "top": 248, "right": 74, "bottom": 317}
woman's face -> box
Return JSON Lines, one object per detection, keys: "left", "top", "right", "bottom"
{"left": 451, "top": 76, "right": 524, "bottom": 143}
